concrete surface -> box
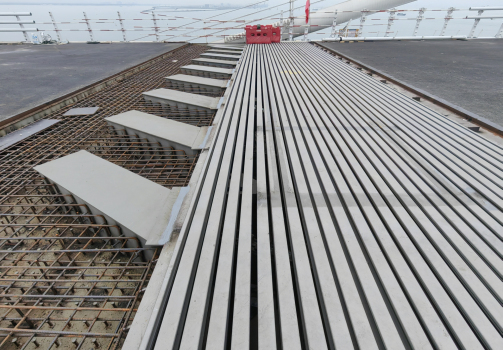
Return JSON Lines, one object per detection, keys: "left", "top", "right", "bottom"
{"left": 200, "top": 53, "right": 241, "bottom": 61}
{"left": 192, "top": 58, "right": 237, "bottom": 69}
{"left": 143, "top": 88, "right": 221, "bottom": 111}
{"left": 105, "top": 110, "right": 209, "bottom": 155}
{"left": 180, "top": 65, "right": 234, "bottom": 79}
{"left": 165, "top": 74, "right": 228, "bottom": 94}
{"left": 0, "top": 42, "right": 184, "bottom": 122}
{"left": 34, "top": 150, "right": 187, "bottom": 247}
{"left": 320, "top": 40, "right": 503, "bottom": 127}
{"left": 206, "top": 49, "right": 242, "bottom": 55}
{"left": 208, "top": 45, "right": 244, "bottom": 51}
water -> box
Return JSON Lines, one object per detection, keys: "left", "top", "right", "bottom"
{"left": 1, "top": 2, "right": 502, "bottom": 43}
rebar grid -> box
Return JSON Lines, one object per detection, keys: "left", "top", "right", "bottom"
{"left": 0, "top": 44, "right": 209, "bottom": 350}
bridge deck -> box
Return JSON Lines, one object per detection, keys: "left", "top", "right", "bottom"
{"left": 144, "top": 43, "right": 503, "bottom": 349}
{"left": 319, "top": 40, "right": 503, "bottom": 128}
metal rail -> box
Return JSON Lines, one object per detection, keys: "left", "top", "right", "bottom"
{"left": 0, "top": 12, "right": 35, "bottom": 41}
{"left": 5, "top": 5, "right": 503, "bottom": 43}
{"left": 142, "top": 42, "right": 503, "bottom": 349}
{"left": 0, "top": 44, "right": 210, "bottom": 350}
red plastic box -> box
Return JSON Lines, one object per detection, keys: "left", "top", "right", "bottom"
{"left": 246, "top": 24, "right": 280, "bottom": 44}
{"left": 271, "top": 26, "right": 281, "bottom": 43}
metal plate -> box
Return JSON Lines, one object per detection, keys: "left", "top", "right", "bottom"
{"left": 63, "top": 106, "right": 99, "bottom": 116}
{"left": 0, "top": 119, "right": 60, "bottom": 150}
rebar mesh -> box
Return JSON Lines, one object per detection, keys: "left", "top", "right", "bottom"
{"left": 0, "top": 43, "right": 210, "bottom": 349}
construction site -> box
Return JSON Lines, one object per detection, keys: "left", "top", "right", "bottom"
{"left": 0, "top": 43, "right": 213, "bottom": 349}
{"left": 1, "top": 0, "right": 503, "bottom": 349}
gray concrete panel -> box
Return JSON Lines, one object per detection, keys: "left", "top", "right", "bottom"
{"left": 191, "top": 58, "right": 237, "bottom": 69}
{"left": 142, "top": 88, "right": 220, "bottom": 112}
{"left": 180, "top": 65, "right": 234, "bottom": 79}
{"left": 200, "top": 53, "right": 241, "bottom": 61}
{"left": 165, "top": 74, "right": 228, "bottom": 94}
{"left": 105, "top": 110, "right": 209, "bottom": 155}
{"left": 208, "top": 45, "right": 244, "bottom": 51}
{"left": 34, "top": 150, "right": 186, "bottom": 248}
{"left": 206, "top": 49, "right": 242, "bottom": 56}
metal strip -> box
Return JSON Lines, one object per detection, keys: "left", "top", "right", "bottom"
{"left": 0, "top": 119, "right": 60, "bottom": 150}
{"left": 146, "top": 42, "right": 503, "bottom": 350}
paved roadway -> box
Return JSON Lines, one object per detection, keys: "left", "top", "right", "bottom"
{"left": 320, "top": 39, "right": 503, "bottom": 127}
{"left": 0, "top": 42, "right": 183, "bottom": 121}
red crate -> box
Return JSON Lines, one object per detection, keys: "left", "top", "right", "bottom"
{"left": 246, "top": 24, "right": 280, "bottom": 44}
{"left": 271, "top": 26, "right": 281, "bottom": 43}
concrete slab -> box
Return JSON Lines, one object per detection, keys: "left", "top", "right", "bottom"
{"left": 206, "top": 49, "right": 242, "bottom": 56}
{"left": 192, "top": 58, "right": 237, "bottom": 69}
{"left": 0, "top": 43, "right": 184, "bottom": 122}
{"left": 105, "top": 110, "right": 209, "bottom": 155}
{"left": 165, "top": 74, "right": 228, "bottom": 94}
{"left": 208, "top": 45, "right": 244, "bottom": 51}
{"left": 63, "top": 107, "right": 100, "bottom": 116}
{"left": 319, "top": 40, "right": 503, "bottom": 127}
{"left": 143, "top": 88, "right": 220, "bottom": 113}
{"left": 34, "top": 150, "right": 187, "bottom": 248}
{"left": 0, "top": 119, "right": 60, "bottom": 151}
{"left": 180, "top": 65, "right": 233, "bottom": 80}
{"left": 200, "top": 53, "right": 241, "bottom": 61}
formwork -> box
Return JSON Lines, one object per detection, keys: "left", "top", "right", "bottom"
{"left": 0, "top": 44, "right": 211, "bottom": 350}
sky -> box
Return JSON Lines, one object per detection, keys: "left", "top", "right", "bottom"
{"left": 1, "top": 0, "right": 501, "bottom": 42}
{"left": 1, "top": 0, "right": 503, "bottom": 6}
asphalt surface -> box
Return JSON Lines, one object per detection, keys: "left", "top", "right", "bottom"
{"left": 320, "top": 40, "right": 503, "bottom": 127}
{"left": 0, "top": 42, "right": 184, "bottom": 121}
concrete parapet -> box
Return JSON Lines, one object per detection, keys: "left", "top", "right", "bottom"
{"left": 105, "top": 110, "right": 209, "bottom": 155}
{"left": 206, "top": 49, "right": 242, "bottom": 56}
{"left": 179, "top": 64, "right": 234, "bottom": 79}
{"left": 208, "top": 44, "right": 244, "bottom": 51}
{"left": 191, "top": 57, "right": 237, "bottom": 69}
{"left": 165, "top": 74, "right": 228, "bottom": 94}
{"left": 34, "top": 150, "right": 188, "bottom": 252}
{"left": 199, "top": 53, "right": 241, "bottom": 61}
{"left": 143, "top": 88, "right": 221, "bottom": 114}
